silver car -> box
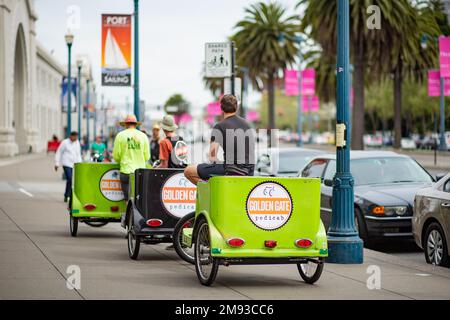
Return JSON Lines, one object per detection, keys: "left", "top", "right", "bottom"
{"left": 413, "top": 173, "right": 450, "bottom": 267}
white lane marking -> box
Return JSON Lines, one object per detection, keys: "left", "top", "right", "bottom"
{"left": 18, "top": 188, "right": 34, "bottom": 198}
{"left": 415, "top": 273, "right": 431, "bottom": 277}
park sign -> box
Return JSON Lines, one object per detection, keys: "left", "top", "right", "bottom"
{"left": 101, "top": 14, "right": 132, "bottom": 86}
{"left": 205, "top": 42, "right": 232, "bottom": 78}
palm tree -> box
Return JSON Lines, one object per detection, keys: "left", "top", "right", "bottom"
{"left": 298, "top": 0, "right": 432, "bottom": 150}
{"left": 231, "top": 2, "right": 299, "bottom": 135}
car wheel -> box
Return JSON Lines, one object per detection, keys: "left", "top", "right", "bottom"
{"left": 424, "top": 222, "right": 449, "bottom": 267}
{"left": 173, "top": 212, "right": 195, "bottom": 265}
{"left": 194, "top": 217, "right": 219, "bottom": 286}
{"left": 297, "top": 258, "right": 324, "bottom": 284}
{"left": 127, "top": 213, "right": 141, "bottom": 260}
{"left": 355, "top": 208, "right": 371, "bottom": 247}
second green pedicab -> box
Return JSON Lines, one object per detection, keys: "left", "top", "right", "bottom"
{"left": 69, "top": 163, "right": 126, "bottom": 237}
{"left": 174, "top": 176, "right": 328, "bottom": 286}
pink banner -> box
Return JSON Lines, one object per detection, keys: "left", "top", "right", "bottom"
{"left": 285, "top": 69, "right": 299, "bottom": 96}
{"left": 301, "top": 68, "right": 316, "bottom": 96}
{"left": 439, "top": 37, "right": 450, "bottom": 78}
{"left": 174, "top": 113, "right": 193, "bottom": 124}
{"left": 302, "top": 95, "right": 319, "bottom": 113}
{"left": 428, "top": 70, "right": 441, "bottom": 97}
{"left": 207, "top": 101, "right": 221, "bottom": 116}
{"left": 246, "top": 110, "right": 260, "bottom": 122}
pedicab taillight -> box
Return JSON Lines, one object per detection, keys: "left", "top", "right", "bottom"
{"left": 295, "top": 239, "right": 313, "bottom": 248}
{"left": 83, "top": 204, "right": 96, "bottom": 211}
{"left": 264, "top": 240, "right": 277, "bottom": 248}
{"left": 227, "top": 238, "right": 245, "bottom": 247}
{"left": 146, "top": 219, "right": 163, "bottom": 227}
{"left": 110, "top": 206, "right": 119, "bottom": 212}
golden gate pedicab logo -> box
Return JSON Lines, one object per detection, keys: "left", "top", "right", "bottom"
{"left": 100, "top": 169, "right": 124, "bottom": 202}
{"left": 246, "top": 182, "right": 293, "bottom": 231}
{"left": 161, "top": 173, "right": 197, "bottom": 218}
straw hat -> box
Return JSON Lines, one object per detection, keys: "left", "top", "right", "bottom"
{"left": 119, "top": 114, "right": 142, "bottom": 127}
{"left": 161, "top": 115, "right": 178, "bottom": 132}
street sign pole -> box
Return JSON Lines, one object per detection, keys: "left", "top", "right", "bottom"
{"left": 297, "top": 55, "right": 303, "bottom": 147}
{"left": 86, "top": 78, "right": 90, "bottom": 149}
{"left": 440, "top": 77, "right": 448, "bottom": 151}
{"left": 231, "top": 41, "right": 236, "bottom": 96}
{"left": 77, "top": 65, "right": 82, "bottom": 136}
{"left": 134, "top": 0, "right": 140, "bottom": 121}
{"left": 327, "top": 0, "right": 364, "bottom": 264}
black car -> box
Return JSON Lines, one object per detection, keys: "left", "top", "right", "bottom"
{"left": 300, "top": 151, "right": 435, "bottom": 246}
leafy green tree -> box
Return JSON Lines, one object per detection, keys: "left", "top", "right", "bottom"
{"left": 231, "top": 2, "right": 299, "bottom": 135}
{"left": 164, "top": 94, "right": 190, "bottom": 115}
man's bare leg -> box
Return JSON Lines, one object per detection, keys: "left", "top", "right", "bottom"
{"left": 184, "top": 165, "right": 202, "bottom": 185}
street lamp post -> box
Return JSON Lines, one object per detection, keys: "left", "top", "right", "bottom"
{"left": 439, "top": 77, "right": 448, "bottom": 151}
{"left": 93, "top": 87, "right": 97, "bottom": 139}
{"left": 327, "top": 0, "right": 364, "bottom": 264}
{"left": 77, "top": 59, "right": 82, "bottom": 137}
{"left": 86, "top": 78, "right": 90, "bottom": 150}
{"left": 134, "top": 0, "right": 140, "bottom": 120}
{"left": 65, "top": 32, "right": 74, "bottom": 138}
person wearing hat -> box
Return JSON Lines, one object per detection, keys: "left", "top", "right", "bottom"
{"left": 113, "top": 114, "right": 150, "bottom": 200}
{"left": 156, "top": 115, "right": 187, "bottom": 169}
{"left": 150, "top": 123, "right": 161, "bottom": 164}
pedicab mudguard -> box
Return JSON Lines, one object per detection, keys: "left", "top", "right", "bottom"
{"left": 71, "top": 163, "right": 126, "bottom": 220}
{"left": 191, "top": 177, "right": 328, "bottom": 259}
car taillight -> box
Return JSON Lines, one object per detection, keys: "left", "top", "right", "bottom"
{"left": 372, "top": 206, "right": 385, "bottom": 215}
{"left": 84, "top": 204, "right": 96, "bottom": 211}
{"left": 110, "top": 206, "right": 119, "bottom": 212}
{"left": 264, "top": 240, "right": 277, "bottom": 248}
{"left": 146, "top": 219, "right": 162, "bottom": 227}
{"left": 227, "top": 238, "right": 245, "bottom": 247}
{"left": 295, "top": 239, "right": 313, "bottom": 248}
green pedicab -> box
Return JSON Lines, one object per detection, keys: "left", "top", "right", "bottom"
{"left": 175, "top": 176, "right": 328, "bottom": 286}
{"left": 69, "top": 163, "right": 126, "bottom": 236}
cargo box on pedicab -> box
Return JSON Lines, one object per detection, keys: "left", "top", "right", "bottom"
{"left": 69, "top": 163, "right": 126, "bottom": 236}
{"left": 175, "top": 176, "right": 328, "bottom": 286}
{"left": 123, "top": 168, "right": 197, "bottom": 262}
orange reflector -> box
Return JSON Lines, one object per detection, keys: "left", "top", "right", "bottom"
{"left": 295, "top": 239, "right": 313, "bottom": 248}
{"left": 146, "top": 219, "right": 162, "bottom": 227}
{"left": 227, "top": 238, "right": 245, "bottom": 247}
{"left": 83, "top": 204, "right": 96, "bottom": 211}
{"left": 372, "top": 206, "right": 385, "bottom": 215}
{"left": 264, "top": 240, "right": 277, "bottom": 248}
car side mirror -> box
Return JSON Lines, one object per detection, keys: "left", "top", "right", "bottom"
{"left": 435, "top": 173, "right": 447, "bottom": 181}
{"left": 324, "top": 179, "right": 333, "bottom": 187}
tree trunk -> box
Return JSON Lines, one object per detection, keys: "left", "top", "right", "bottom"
{"left": 393, "top": 60, "right": 403, "bottom": 149}
{"left": 351, "top": 36, "right": 365, "bottom": 150}
{"left": 267, "top": 72, "right": 276, "bottom": 147}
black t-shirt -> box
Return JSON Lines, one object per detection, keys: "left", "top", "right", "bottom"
{"left": 211, "top": 115, "right": 255, "bottom": 172}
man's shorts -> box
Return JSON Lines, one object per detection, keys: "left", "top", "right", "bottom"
{"left": 197, "top": 163, "right": 226, "bottom": 180}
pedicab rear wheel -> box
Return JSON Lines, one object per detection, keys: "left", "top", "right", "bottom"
{"left": 69, "top": 214, "right": 78, "bottom": 237}
{"left": 194, "top": 218, "right": 219, "bottom": 286}
{"left": 173, "top": 212, "right": 195, "bottom": 265}
{"left": 127, "top": 213, "right": 141, "bottom": 260}
{"left": 297, "top": 258, "right": 324, "bottom": 284}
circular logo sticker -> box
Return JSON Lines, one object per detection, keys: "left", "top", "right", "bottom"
{"left": 99, "top": 169, "right": 124, "bottom": 202}
{"left": 246, "top": 182, "right": 293, "bottom": 231}
{"left": 161, "top": 173, "right": 197, "bottom": 218}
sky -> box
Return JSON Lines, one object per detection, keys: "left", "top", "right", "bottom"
{"left": 34, "top": 0, "right": 299, "bottom": 112}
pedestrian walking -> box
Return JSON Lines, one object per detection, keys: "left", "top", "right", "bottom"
{"left": 54, "top": 131, "right": 82, "bottom": 202}
{"left": 150, "top": 123, "right": 161, "bottom": 164}
{"left": 112, "top": 114, "right": 150, "bottom": 201}
{"left": 156, "top": 115, "right": 188, "bottom": 169}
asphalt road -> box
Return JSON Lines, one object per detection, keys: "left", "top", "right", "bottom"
{"left": 1, "top": 153, "right": 449, "bottom": 300}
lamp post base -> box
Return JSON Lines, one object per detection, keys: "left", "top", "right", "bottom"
{"left": 326, "top": 236, "right": 364, "bottom": 264}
